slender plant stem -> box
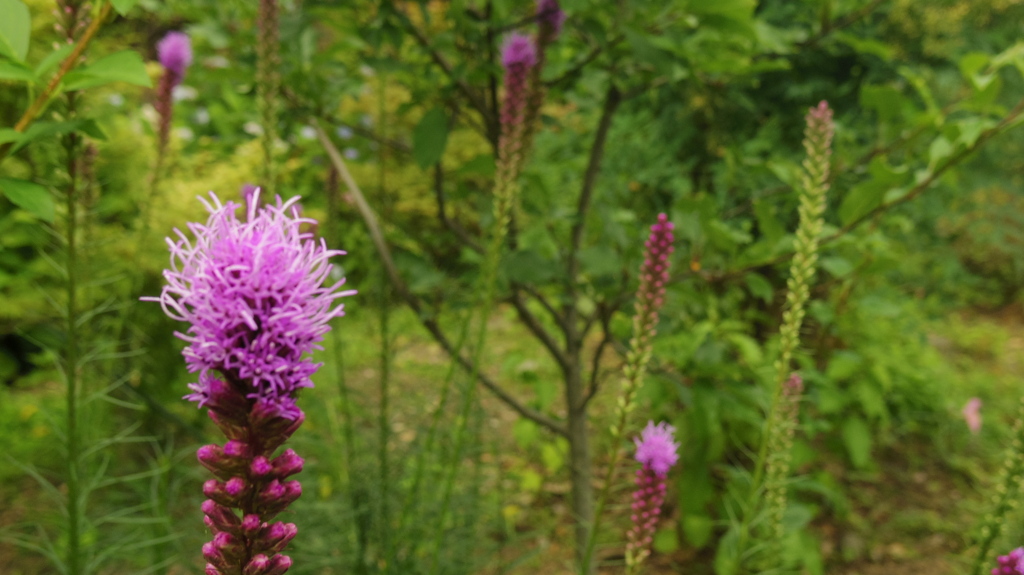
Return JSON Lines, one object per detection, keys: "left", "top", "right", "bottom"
{"left": 375, "top": 68, "right": 394, "bottom": 569}
{"left": 63, "top": 92, "right": 83, "bottom": 575}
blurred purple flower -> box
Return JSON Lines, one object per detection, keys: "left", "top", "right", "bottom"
{"left": 157, "top": 31, "right": 192, "bottom": 83}
{"left": 536, "top": 0, "right": 566, "bottom": 35}
{"left": 634, "top": 421, "right": 679, "bottom": 477}
{"left": 963, "top": 397, "right": 982, "bottom": 434}
{"left": 502, "top": 33, "right": 537, "bottom": 72}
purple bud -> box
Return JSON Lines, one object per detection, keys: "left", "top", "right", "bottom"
{"left": 266, "top": 554, "right": 293, "bottom": 575}
{"left": 205, "top": 564, "right": 222, "bottom": 575}
{"left": 252, "top": 456, "right": 273, "bottom": 476}
{"left": 242, "top": 514, "right": 263, "bottom": 536}
{"left": 244, "top": 555, "right": 271, "bottom": 575}
{"left": 272, "top": 449, "right": 304, "bottom": 478}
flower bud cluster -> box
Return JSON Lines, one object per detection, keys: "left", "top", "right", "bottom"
{"left": 195, "top": 373, "right": 305, "bottom": 574}
{"left": 993, "top": 548, "right": 1024, "bottom": 575}
{"left": 154, "top": 32, "right": 192, "bottom": 154}
{"left": 625, "top": 422, "right": 679, "bottom": 572}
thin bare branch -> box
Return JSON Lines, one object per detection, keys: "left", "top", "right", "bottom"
{"left": 508, "top": 288, "right": 571, "bottom": 374}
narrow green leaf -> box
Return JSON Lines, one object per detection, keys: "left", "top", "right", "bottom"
{"left": 412, "top": 108, "right": 448, "bottom": 169}
{"left": 0, "top": 0, "right": 30, "bottom": 62}
{"left": 109, "top": 0, "right": 140, "bottom": 15}
{"left": 0, "top": 59, "right": 33, "bottom": 82}
{"left": 34, "top": 43, "right": 75, "bottom": 77}
{"left": 0, "top": 128, "right": 22, "bottom": 145}
{"left": 63, "top": 50, "right": 153, "bottom": 91}
{"left": 0, "top": 178, "right": 54, "bottom": 222}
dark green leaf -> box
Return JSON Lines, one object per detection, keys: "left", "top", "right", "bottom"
{"left": 744, "top": 272, "right": 773, "bottom": 303}
{"left": 0, "top": 0, "right": 30, "bottom": 62}
{"left": 838, "top": 158, "right": 909, "bottom": 226}
{"left": 0, "top": 178, "right": 54, "bottom": 222}
{"left": 412, "top": 108, "right": 448, "bottom": 169}
{"left": 63, "top": 50, "right": 152, "bottom": 91}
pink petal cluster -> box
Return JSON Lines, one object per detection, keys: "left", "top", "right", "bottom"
{"left": 500, "top": 33, "right": 537, "bottom": 129}
{"left": 994, "top": 548, "right": 1024, "bottom": 575}
{"left": 157, "top": 31, "right": 192, "bottom": 84}
{"left": 634, "top": 421, "right": 680, "bottom": 477}
{"left": 152, "top": 191, "right": 354, "bottom": 419}
{"left": 963, "top": 397, "right": 982, "bottom": 434}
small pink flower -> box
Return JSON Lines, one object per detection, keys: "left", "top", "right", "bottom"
{"left": 963, "top": 397, "right": 982, "bottom": 434}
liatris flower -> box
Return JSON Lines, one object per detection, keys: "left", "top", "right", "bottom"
{"left": 146, "top": 190, "right": 354, "bottom": 573}
{"left": 993, "top": 548, "right": 1024, "bottom": 575}
{"left": 500, "top": 33, "right": 537, "bottom": 134}
{"left": 154, "top": 32, "right": 192, "bottom": 157}
{"left": 964, "top": 397, "right": 983, "bottom": 434}
{"left": 536, "top": 0, "right": 566, "bottom": 37}
{"left": 158, "top": 31, "right": 192, "bottom": 85}
{"left": 581, "top": 215, "right": 675, "bottom": 573}
{"left": 625, "top": 421, "right": 679, "bottom": 572}
{"left": 761, "top": 374, "right": 804, "bottom": 546}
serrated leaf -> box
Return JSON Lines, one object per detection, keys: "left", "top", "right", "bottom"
{"left": 0, "top": 178, "right": 54, "bottom": 222}
{"left": 841, "top": 416, "right": 872, "bottom": 469}
{"left": 109, "top": 0, "right": 140, "bottom": 15}
{"left": 34, "top": 43, "right": 75, "bottom": 77}
{"left": 0, "top": 59, "right": 33, "bottom": 82}
{"left": 412, "top": 108, "right": 448, "bottom": 169}
{"left": 62, "top": 50, "right": 152, "bottom": 91}
{"left": 0, "top": 0, "right": 30, "bottom": 62}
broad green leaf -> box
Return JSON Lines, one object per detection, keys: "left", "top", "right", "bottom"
{"left": 501, "top": 249, "right": 558, "bottom": 284}
{"left": 0, "top": 0, "right": 30, "bottom": 62}
{"left": 110, "top": 0, "right": 140, "bottom": 15}
{"left": 34, "top": 43, "right": 75, "bottom": 78}
{"left": 62, "top": 50, "right": 152, "bottom": 91}
{"left": 744, "top": 272, "right": 773, "bottom": 303}
{"left": 577, "top": 246, "right": 621, "bottom": 278}
{"left": 0, "top": 59, "right": 33, "bottom": 82}
{"left": 412, "top": 108, "right": 448, "bottom": 169}
{"left": 457, "top": 153, "right": 495, "bottom": 177}
{"left": 860, "top": 85, "right": 905, "bottom": 123}
{"left": 841, "top": 416, "right": 872, "bottom": 469}
{"left": 0, "top": 178, "right": 54, "bottom": 222}
{"left": 0, "top": 128, "right": 22, "bottom": 145}
{"left": 820, "top": 256, "right": 853, "bottom": 278}
{"left": 928, "top": 136, "right": 954, "bottom": 170}
{"left": 826, "top": 350, "right": 863, "bottom": 381}
{"left": 838, "top": 157, "right": 908, "bottom": 226}
{"left": 834, "top": 31, "right": 892, "bottom": 61}
{"left": 956, "top": 117, "right": 995, "bottom": 148}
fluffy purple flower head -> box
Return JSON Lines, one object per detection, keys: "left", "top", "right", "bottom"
{"left": 158, "top": 31, "right": 193, "bottom": 81}
{"left": 502, "top": 33, "right": 537, "bottom": 72}
{"left": 536, "top": 0, "right": 566, "bottom": 35}
{"left": 149, "top": 190, "right": 355, "bottom": 419}
{"left": 634, "top": 421, "right": 680, "bottom": 477}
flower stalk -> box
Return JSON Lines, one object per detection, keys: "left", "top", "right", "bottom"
{"left": 625, "top": 422, "right": 679, "bottom": 574}
{"left": 147, "top": 191, "right": 354, "bottom": 573}
{"left": 582, "top": 213, "right": 675, "bottom": 574}
{"left": 738, "top": 101, "right": 833, "bottom": 572}
{"left": 970, "top": 399, "right": 1024, "bottom": 575}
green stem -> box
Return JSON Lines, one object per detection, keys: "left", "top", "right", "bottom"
{"left": 64, "top": 93, "right": 83, "bottom": 575}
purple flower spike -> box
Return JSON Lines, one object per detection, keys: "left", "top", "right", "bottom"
{"left": 157, "top": 31, "right": 192, "bottom": 83}
{"left": 502, "top": 33, "right": 537, "bottom": 71}
{"left": 626, "top": 421, "right": 678, "bottom": 569}
{"left": 634, "top": 421, "right": 680, "bottom": 477}
{"left": 147, "top": 190, "right": 354, "bottom": 573}
{"left": 536, "top": 0, "right": 566, "bottom": 36}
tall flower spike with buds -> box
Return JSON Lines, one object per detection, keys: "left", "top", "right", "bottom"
{"left": 625, "top": 421, "right": 679, "bottom": 573}
{"left": 146, "top": 190, "right": 355, "bottom": 574}
{"left": 742, "top": 101, "right": 833, "bottom": 572}
{"left": 519, "top": 0, "right": 564, "bottom": 177}
{"left": 582, "top": 214, "right": 675, "bottom": 573}
{"left": 155, "top": 31, "right": 192, "bottom": 155}
{"left": 971, "top": 398, "right": 1024, "bottom": 575}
